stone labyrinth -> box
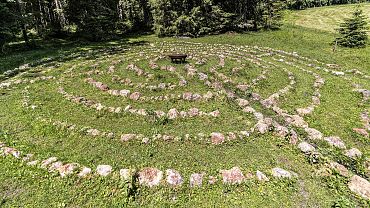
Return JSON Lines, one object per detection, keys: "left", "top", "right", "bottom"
{"left": 1, "top": 42, "right": 369, "bottom": 197}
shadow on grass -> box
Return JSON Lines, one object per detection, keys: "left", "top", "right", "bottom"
{"left": 0, "top": 35, "right": 150, "bottom": 81}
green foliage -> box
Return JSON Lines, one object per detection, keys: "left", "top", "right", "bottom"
{"left": 335, "top": 8, "right": 368, "bottom": 48}
{"left": 65, "top": 0, "right": 121, "bottom": 41}
{"left": 0, "top": 1, "right": 16, "bottom": 52}
{"left": 332, "top": 196, "right": 356, "bottom": 208}
{"left": 151, "top": 0, "right": 285, "bottom": 37}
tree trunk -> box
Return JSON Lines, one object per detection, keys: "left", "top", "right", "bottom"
{"left": 15, "top": 0, "right": 29, "bottom": 45}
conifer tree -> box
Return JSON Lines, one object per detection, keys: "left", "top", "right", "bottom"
{"left": 336, "top": 8, "right": 368, "bottom": 48}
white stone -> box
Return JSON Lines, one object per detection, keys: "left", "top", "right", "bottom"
{"left": 96, "top": 165, "right": 112, "bottom": 176}
{"left": 272, "top": 168, "right": 292, "bottom": 178}
{"left": 41, "top": 157, "right": 58, "bottom": 168}
{"left": 298, "top": 142, "right": 315, "bottom": 153}
{"left": 324, "top": 136, "right": 346, "bottom": 149}
{"left": 166, "top": 169, "right": 183, "bottom": 186}
{"left": 345, "top": 148, "right": 363, "bottom": 159}
{"left": 348, "top": 175, "right": 370, "bottom": 200}
{"left": 256, "top": 171, "right": 269, "bottom": 182}
{"left": 138, "top": 168, "right": 163, "bottom": 187}
{"left": 220, "top": 167, "right": 245, "bottom": 184}
{"left": 190, "top": 173, "right": 205, "bottom": 187}
{"left": 78, "top": 167, "right": 92, "bottom": 177}
{"left": 305, "top": 128, "right": 323, "bottom": 140}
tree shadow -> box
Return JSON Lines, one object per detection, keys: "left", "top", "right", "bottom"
{"left": 0, "top": 36, "right": 149, "bottom": 81}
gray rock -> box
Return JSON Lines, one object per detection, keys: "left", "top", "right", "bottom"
{"left": 329, "top": 162, "right": 349, "bottom": 177}
{"left": 324, "top": 136, "right": 346, "bottom": 149}
{"left": 305, "top": 128, "right": 323, "bottom": 140}
{"left": 272, "top": 168, "right": 292, "bottom": 178}
{"left": 298, "top": 142, "right": 315, "bottom": 153}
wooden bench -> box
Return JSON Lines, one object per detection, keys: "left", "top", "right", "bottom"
{"left": 169, "top": 54, "right": 187, "bottom": 63}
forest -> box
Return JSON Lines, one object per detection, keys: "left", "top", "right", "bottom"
{"left": 0, "top": 0, "right": 368, "bottom": 51}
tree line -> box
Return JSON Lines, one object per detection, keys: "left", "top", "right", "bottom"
{"left": 0, "top": 0, "right": 368, "bottom": 52}
{"left": 1, "top": 0, "right": 285, "bottom": 51}
{"left": 287, "top": 0, "right": 369, "bottom": 10}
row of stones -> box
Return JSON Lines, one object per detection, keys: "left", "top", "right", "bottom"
{"left": 352, "top": 85, "right": 370, "bottom": 138}
{"left": 172, "top": 41, "right": 369, "bottom": 79}
{"left": 0, "top": 75, "right": 55, "bottom": 89}
{"left": 10, "top": 42, "right": 368, "bottom": 198}
{"left": 21, "top": 73, "right": 256, "bottom": 146}
{"left": 179, "top": 44, "right": 370, "bottom": 199}
{"left": 57, "top": 87, "right": 221, "bottom": 119}
{"left": 0, "top": 142, "right": 298, "bottom": 187}
{"left": 85, "top": 77, "right": 219, "bottom": 102}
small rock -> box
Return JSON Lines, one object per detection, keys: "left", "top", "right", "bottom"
{"left": 329, "top": 162, "right": 349, "bottom": 177}
{"left": 345, "top": 148, "right": 363, "bottom": 159}
{"left": 121, "top": 134, "right": 136, "bottom": 142}
{"left": 49, "top": 161, "right": 63, "bottom": 172}
{"left": 298, "top": 142, "right": 315, "bottom": 153}
{"left": 138, "top": 168, "right": 163, "bottom": 187}
{"left": 256, "top": 171, "right": 269, "bottom": 182}
{"left": 348, "top": 175, "right": 370, "bottom": 200}
{"left": 96, "top": 165, "right": 112, "bottom": 176}
{"left": 289, "top": 130, "right": 299, "bottom": 145}
{"left": 289, "top": 115, "right": 308, "bottom": 128}
{"left": 78, "top": 167, "right": 92, "bottom": 177}
{"left": 296, "top": 107, "right": 314, "bottom": 116}
{"left": 27, "top": 160, "right": 39, "bottom": 166}
{"left": 129, "top": 92, "right": 141, "bottom": 101}
{"left": 41, "top": 157, "right": 58, "bottom": 168}
{"left": 59, "top": 163, "right": 78, "bottom": 177}
{"left": 353, "top": 128, "right": 369, "bottom": 137}
{"left": 190, "top": 173, "right": 205, "bottom": 187}
{"left": 236, "top": 99, "right": 249, "bottom": 107}
{"left": 324, "top": 136, "right": 346, "bottom": 149}
{"left": 272, "top": 168, "right": 292, "bottom": 178}
{"left": 166, "top": 169, "right": 183, "bottom": 186}
{"left": 167, "top": 108, "right": 179, "bottom": 119}
{"left": 220, "top": 167, "right": 245, "bottom": 184}
{"left": 210, "top": 132, "right": 225, "bottom": 145}
{"left": 305, "top": 128, "right": 323, "bottom": 140}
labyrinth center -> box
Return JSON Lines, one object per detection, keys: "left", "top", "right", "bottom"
{"left": 2, "top": 42, "right": 368, "bottom": 187}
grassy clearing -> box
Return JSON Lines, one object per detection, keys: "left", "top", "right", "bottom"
{"left": 0, "top": 4, "right": 370, "bottom": 208}
{"left": 286, "top": 3, "right": 370, "bottom": 34}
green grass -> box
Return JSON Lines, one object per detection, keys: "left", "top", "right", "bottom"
{"left": 286, "top": 3, "right": 370, "bottom": 34}
{"left": 1, "top": 4, "right": 370, "bottom": 208}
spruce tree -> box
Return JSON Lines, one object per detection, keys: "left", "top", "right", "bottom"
{"left": 336, "top": 8, "right": 368, "bottom": 48}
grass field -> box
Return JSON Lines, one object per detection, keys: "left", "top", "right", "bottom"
{"left": 0, "top": 4, "right": 369, "bottom": 208}
{"left": 286, "top": 3, "right": 370, "bottom": 33}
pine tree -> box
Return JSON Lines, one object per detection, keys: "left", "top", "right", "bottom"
{"left": 336, "top": 8, "right": 368, "bottom": 48}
